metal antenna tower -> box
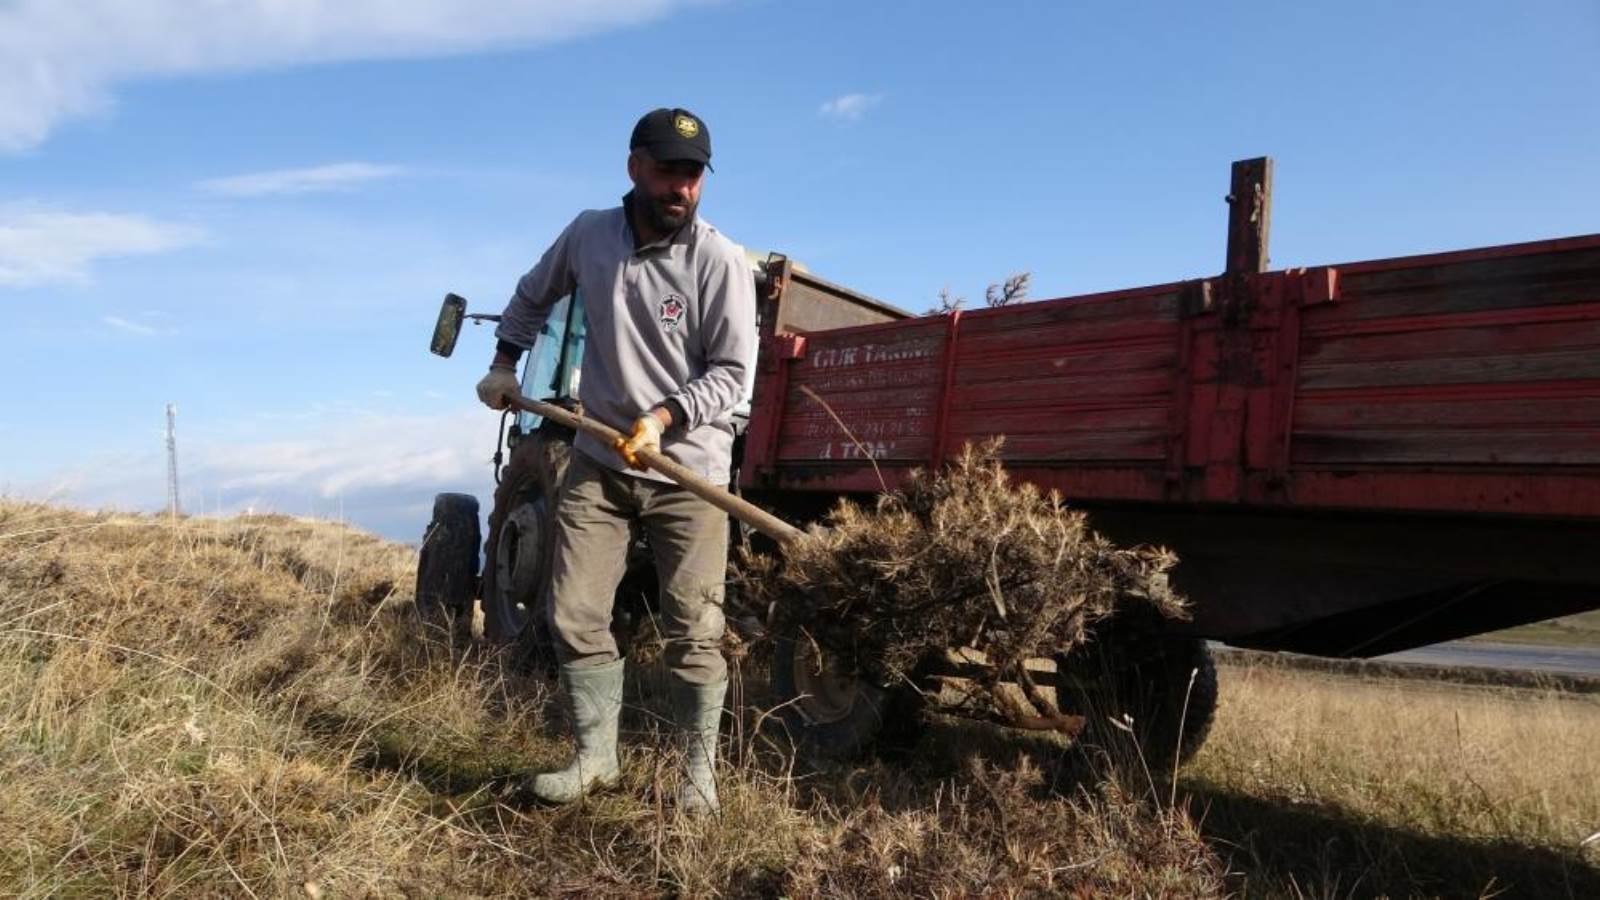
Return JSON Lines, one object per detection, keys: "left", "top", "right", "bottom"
{"left": 166, "top": 403, "right": 181, "bottom": 518}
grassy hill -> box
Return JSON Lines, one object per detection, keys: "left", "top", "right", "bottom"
{"left": 1, "top": 500, "right": 1594, "bottom": 897}
{"left": 0, "top": 501, "right": 1219, "bottom": 897}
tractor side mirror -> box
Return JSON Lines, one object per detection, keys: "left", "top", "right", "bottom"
{"left": 430, "top": 293, "right": 467, "bottom": 357}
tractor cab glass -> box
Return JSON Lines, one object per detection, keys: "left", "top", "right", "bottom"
{"left": 517, "top": 290, "right": 587, "bottom": 433}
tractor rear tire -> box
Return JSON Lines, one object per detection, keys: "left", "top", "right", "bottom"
{"left": 481, "top": 436, "right": 571, "bottom": 652}
{"left": 770, "top": 634, "right": 918, "bottom": 760}
{"left": 415, "top": 492, "right": 481, "bottom": 617}
{"left": 1056, "top": 631, "right": 1217, "bottom": 772}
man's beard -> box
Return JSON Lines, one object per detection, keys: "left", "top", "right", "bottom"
{"left": 644, "top": 191, "right": 697, "bottom": 233}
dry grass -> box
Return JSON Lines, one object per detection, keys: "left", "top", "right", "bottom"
{"left": 1187, "top": 661, "right": 1600, "bottom": 897}
{"left": 0, "top": 499, "right": 1221, "bottom": 897}
{"left": 1474, "top": 609, "right": 1600, "bottom": 649}
{"left": 6, "top": 496, "right": 1595, "bottom": 897}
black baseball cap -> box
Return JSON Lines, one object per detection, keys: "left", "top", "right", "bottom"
{"left": 629, "top": 107, "right": 713, "bottom": 171}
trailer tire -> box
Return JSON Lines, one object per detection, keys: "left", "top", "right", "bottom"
{"left": 1056, "top": 632, "right": 1217, "bottom": 771}
{"left": 415, "top": 493, "right": 480, "bottom": 617}
{"left": 770, "top": 634, "right": 918, "bottom": 759}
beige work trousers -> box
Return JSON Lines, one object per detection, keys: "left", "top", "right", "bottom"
{"left": 547, "top": 451, "right": 729, "bottom": 685}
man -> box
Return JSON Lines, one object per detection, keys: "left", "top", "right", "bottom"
{"left": 475, "top": 107, "right": 756, "bottom": 815}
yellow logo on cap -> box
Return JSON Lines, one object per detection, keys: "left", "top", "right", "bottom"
{"left": 673, "top": 114, "right": 699, "bottom": 139}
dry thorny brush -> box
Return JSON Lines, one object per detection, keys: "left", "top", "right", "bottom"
{"left": 0, "top": 492, "right": 1223, "bottom": 897}
{"left": 744, "top": 440, "right": 1186, "bottom": 717}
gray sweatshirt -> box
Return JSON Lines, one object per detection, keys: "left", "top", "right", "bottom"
{"left": 495, "top": 196, "right": 757, "bottom": 485}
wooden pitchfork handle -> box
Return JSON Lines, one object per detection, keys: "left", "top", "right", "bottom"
{"left": 505, "top": 396, "right": 804, "bottom": 546}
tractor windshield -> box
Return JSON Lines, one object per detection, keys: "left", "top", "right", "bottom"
{"left": 517, "top": 290, "right": 586, "bottom": 433}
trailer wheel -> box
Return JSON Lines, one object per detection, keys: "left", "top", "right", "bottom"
{"left": 415, "top": 493, "right": 480, "bottom": 617}
{"left": 770, "top": 634, "right": 915, "bottom": 759}
{"left": 1056, "top": 632, "right": 1217, "bottom": 771}
{"left": 482, "top": 437, "right": 570, "bottom": 652}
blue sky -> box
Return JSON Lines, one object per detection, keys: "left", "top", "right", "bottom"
{"left": 2, "top": 0, "right": 1597, "bottom": 542}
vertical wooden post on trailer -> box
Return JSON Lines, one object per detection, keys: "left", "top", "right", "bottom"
{"left": 1226, "top": 157, "right": 1273, "bottom": 276}
{"left": 741, "top": 254, "right": 800, "bottom": 489}
{"left": 757, "top": 254, "right": 793, "bottom": 339}
{"left": 1187, "top": 157, "right": 1277, "bottom": 503}
{"left": 930, "top": 310, "right": 963, "bottom": 469}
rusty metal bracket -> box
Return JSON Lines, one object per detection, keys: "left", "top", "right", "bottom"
{"left": 1179, "top": 279, "right": 1214, "bottom": 317}
{"left": 1298, "top": 266, "right": 1340, "bottom": 305}
{"left": 774, "top": 333, "right": 807, "bottom": 359}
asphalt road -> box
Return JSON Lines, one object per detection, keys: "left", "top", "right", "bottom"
{"left": 1379, "top": 641, "right": 1600, "bottom": 678}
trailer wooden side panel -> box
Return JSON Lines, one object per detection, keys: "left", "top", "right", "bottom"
{"left": 771, "top": 316, "right": 946, "bottom": 466}
{"left": 1279, "top": 237, "right": 1600, "bottom": 517}
{"left": 948, "top": 287, "right": 1182, "bottom": 473}
{"left": 743, "top": 233, "right": 1600, "bottom": 522}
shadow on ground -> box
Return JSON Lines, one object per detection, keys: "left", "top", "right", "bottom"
{"left": 859, "top": 708, "right": 1600, "bottom": 899}
{"left": 1185, "top": 785, "right": 1600, "bottom": 899}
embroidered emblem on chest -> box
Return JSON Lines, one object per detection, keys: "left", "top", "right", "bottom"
{"left": 658, "top": 293, "right": 687, "bottom": 332}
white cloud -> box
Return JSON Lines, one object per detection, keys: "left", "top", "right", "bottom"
{"left": 182, "top": 408, "right": 488, "bottom": 501}
{"left": 819, "top": 92, "right": 885, "bottom": 121}
{"left": 0, "top": 205, "right": 205, "bottom": 287}
{"left": 0, "top": 0, "right": 708, "bottom": 151}
{"left": 10, "top": 408, "right": 496, "bottom": 542}
{"left": 103, "top": 315, "right": 162, "bottom": 336}
{"left": 198, "top": 162, "right": 408, "bottom": 198}
{"left": 202, "top": 407, "right": 496, "bottom": 540}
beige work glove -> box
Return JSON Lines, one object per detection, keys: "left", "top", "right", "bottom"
{"left": 614, "top": 414, "right": 664, "bottom": 470}
{"left": 475, "top": 364, "right": 520, "bottom": 410}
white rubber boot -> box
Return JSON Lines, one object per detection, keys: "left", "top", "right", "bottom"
{"left": 531, "top": 659, "right": 624, "bottom": 805}
{"left": 671, "top": 675, "right": 727, "bottom": 816}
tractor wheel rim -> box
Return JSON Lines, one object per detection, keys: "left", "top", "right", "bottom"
{"left": 491, "top": 500, "right": 544, "bottom": 631}
{"left": 792, "top": 639, "right": 863, "bottom": 725}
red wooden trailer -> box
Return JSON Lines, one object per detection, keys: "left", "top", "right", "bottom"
{"left": 741, "top": 159, "right": 1600, "bottom": 658}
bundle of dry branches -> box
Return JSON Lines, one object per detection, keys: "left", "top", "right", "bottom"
{"left": 743, "top": 441, "right": 1187, "bottom": 692}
